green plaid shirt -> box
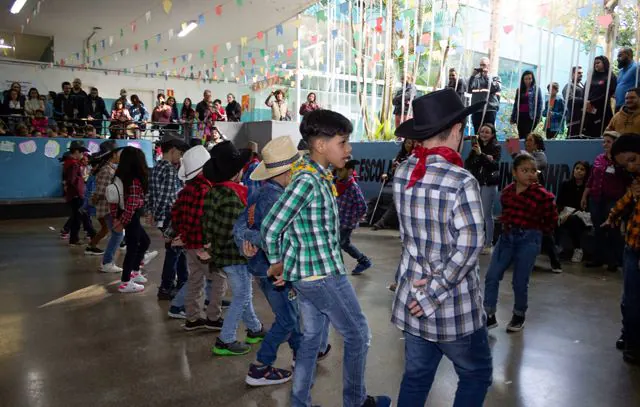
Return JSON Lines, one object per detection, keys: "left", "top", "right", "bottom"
{"left": 262, "top": 156, "right": 345, "bottom": 282}
{"left": 203, "top": 186, "right": 247, "bottom": 268}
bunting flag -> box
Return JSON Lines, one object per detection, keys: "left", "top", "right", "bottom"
{"left": 162, "top": 0, "right": 172, "bottom": 14}
{"left": 215, "top": 5, "right": 222, "bottom": 16}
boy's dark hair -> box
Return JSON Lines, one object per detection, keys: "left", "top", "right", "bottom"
{"left": 48, "top": 91, "right": 57, "bottom": 99}
{"left": 213, "top": 99, "right": 222, "bottom": 105}
{"left": 61, "top": 81, "right": 71, "bottom": 89}
{"left": 611, "top": 134, "right": 640, "bottom": 157}
{"left": 344, "top": 159, "right": 359, "bottom": 170}
{"left": 157, "top": 93, "right": 165, "bottom": 99}
{"left": 627, "top": 87, "right": 640, "bottom": 97}
{"left": 299, "top": 110, "right": 353, "bottom": 146}
{"left": 513, "top": 153, "right": 536, "bottom": 169}
{"left": 115, "top": 146, "right": 149, "bottom": 194}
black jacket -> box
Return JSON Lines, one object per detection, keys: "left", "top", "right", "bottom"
{"left": 85, "top": 96, "right": 109, "bottom": 120}
{"left": 468, "top": 73, "right": 502, "bottom": 111}
{"left": 556, "top": 179, "right": 586, "bottom": 212}
{"left": 447, "top": 78, "right": 468, "bottom": 102}
{"left": 70, "top": 89, "right": 88, "bottom": 118}
{"left": 54, "top": 93, "right": 75, "bottom": 120}
{"left": 465, "top": 141, "right": 501, "bottom": 186}
{"left": 226, "top": 100, "right": 242, "bottom": 122}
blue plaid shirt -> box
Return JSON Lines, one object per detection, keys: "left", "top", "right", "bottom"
{"left": 391, "top": 154, "right": 485, "bottom": 342}
{"left": 146, "top": 160, "right": 183, "bottom": 228}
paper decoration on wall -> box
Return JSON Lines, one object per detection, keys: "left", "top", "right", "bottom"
{"left": 421, "top": 33, "right": 431, "bottom": 45}
{"left": 162, "top": 0, "right": 172, "bottom": 14}
{"left": 236, "top": 0, "right": 243, "bottom": 5}
{"left": 578, "top": 6, "right": 591, "bottom": 18}
{"left": 44, "top": 140, "right": 60, "bottom": 158}
{"left": 257, "top": 31, "right": 264, "bottom": 40}
{"left": 128, "top": 141, "right": 141, "bottom": 149}
{"left": 87, "top": 141, "right": 100, "bottom": 154}
{"left": 226, "top": 42, "right": 232, "bottom": 51}
{"left": 19, "top": 140, "right": 37, "bottom": 155}
{"left": 503, "top": 25, "right": 514, "bottom": 34}
{"left": 145, "top": 11, "right": 151, "bottom": 22}
{"left": 597, "top": 14, "right": 613, "bottom": 28}
{"left": 0, "top": 140, "right": 15, "bottom": 153}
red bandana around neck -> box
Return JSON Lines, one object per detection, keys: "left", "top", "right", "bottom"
{"left": 336, "top": 177, "right": 355, "bottom": 196}
{"left": 406, "top": 145, "right": 463, "bottom": 189}
{"left": 212, "top": 181, "right": 248, "bottom": 205}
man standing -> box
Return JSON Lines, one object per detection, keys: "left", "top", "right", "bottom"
{"left": 447, "top": 68, "right": 468, "bottom": 102}
{"left": 607, "top": 88, "right": 640, "bottom": 134}
{"left": 111, "top": 89, "right": 132, "bottom": 112}
{"left": 468, "top": 57, "right": 502, "bottom": 134}
{"left": 70, "top": 78, "right": 88, "bottom": 119}
{"left": 393, "top": 74, "right": 418, "bottom": 128}
{"left": 616, "top": 48, "right": 640, "bottom": 112}
{"left": 562, "top": 66, "right": 585, "bottom": 138}
{"left": 392, "top": 88, "right": 493, "bottom": 407}
{"left": 196, "top": 90, "right": 213, "bottom": 122}
{"left": 85, "top": 87, "right": 109, "bottom": 136}
{"left": 54, "top": 81, "right": 74, "bottom": 122}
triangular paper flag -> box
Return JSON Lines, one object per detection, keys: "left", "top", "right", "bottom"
{"left": 241, "top": 37, "right": 247, "bottom": 46}
{"left": 257, "top": 31, "right": 264, "bottom": 40}
{"left": 168, "top": 29, "right": 174, "bottom": 39}
{"left": 145, "top": 11, "right": 151, "bottom": 22}
{"left": 215, "top": 5, "right": 222, "bottom": 16}
{"left": 162, "top": 0, "right": 172, "bottom": 14}
{"left": 226, "top": 42, "right": 232, "bottom": 51}
{"left": 597, "top": 14, "right": 613, "bottom": 28}
{"left": 503, "top": 24, "right": 514, "bottom": 34}
{"left": 236, "top": 0, "right": 243, "bottom": 5}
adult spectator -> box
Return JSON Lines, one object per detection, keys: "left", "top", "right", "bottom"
{"left": 447, "top": 68, "right": 468, "bottom": 102}
{"left": 181, "top": 97, "right": 196, "bottom": 140}
{"left": 3, "top": 82, "right": 25, "bottom": 105}
{"left": 129, "top": 95, "right": 150, "bottom": 131}
{"left": 2, "top": 88, "right": 25, "bottom": 129}
{"left": 70, "top": 78, "right": 88, "bottom": 118}
{"left": 299, "top": 92, "right": 321, "bottom": 117}
{"left": 542, "top": 82, "right": 565, "bottom": 139}
{"left": 211, "top": 99, "right": 227, "bottom": 121}
{"left": 24, "top": 88, "right": 44, "bottom": 117}
{"left": 225, "top": 93, "right": 242, "bottom": 122}
{"left": 468, "top": 57, "right": 502, "bottom": 133}
{"left": 607, "top": 88, "right": 640, "bottom": 134}
{"left": 510, "top": 70, "right": 543, "bottom": 139}
{"left": 196, "top": 89, "right": 213, "bottom": 121}
{"left": 166, "top": 96, "right": 180, "bottom": 130}
{"left": 54, "top": 81, "right": 74, "bottom": 122}
{"left": 85, "top": 87, "right": 109, "bottom": 136}
{"left": 109, "top": 99, "right": 132, "bottom": 139}
{"left": 563, "top": 66, "right": 585, "bottom": 138}
{"left": 584, "top": 56, "right": 617, "bottom": 138}
{"left": 615, "top": 48, "right": 640, "bottom": 112}
{"left": 111, "top": 89, "right": 132, "bottom": 112}
{"left": 264, "top": 89, "right": 290, "bottom": 121}
{"left": 152, "top": 93, "right": 173, "bottom": 135}
{"left": 392, "top": 74, "right": 417, "bottom": 127}
{"left": 45, "top": 91, "right": 56, "bottom": 122}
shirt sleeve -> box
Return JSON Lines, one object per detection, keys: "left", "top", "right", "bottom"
{"left": 353, "top": 184, "right": 367, "bottom": 220}
{"left": 417, "top": 177, "right": 484, "bottom": 317}
{"left": 202, "top": 190, "right": 216, "bottom": 246}
{"left": 540, "top": 191, "right": 559, "bottom": 234}
{"left": 262, "top": 175, "right": 315, "bottom": 265}
{"left": 609, "top": 190, "right": 634, "bottom": 223}
{"left": 120, "top": 182, "right": 143, "bottom": 226}
{"left": 93, "top": 167, "right": 111, "bottom": 201}
{"left": 154, "top": 165, "right": 173, "bottom": 224}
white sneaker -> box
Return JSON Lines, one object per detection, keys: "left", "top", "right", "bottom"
{"left": 100, "top": 262, "right": 123, "bottom": 273}
{"left": 118, "top": 280, "right": 144, "bottom": 293}
{"left": 131, "top": 271, "right": 148, "bottom": 284}
{"left": 571, "top": 248, "right": 584, "bottom": 263}
{"left": 142, "top": 251, "right": 159, "bottom": 266}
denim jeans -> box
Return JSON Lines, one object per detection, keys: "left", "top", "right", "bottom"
{"left": 291, "top": 274, "right": 370, "bottom": 407}
{"left": 398, "top": 328, "right": 493, "bottom": 407}
{"left": 160, "top": 243, "right": 188, "bottom": 292}
{"left": 340, "top": 228, "right": 365, "bottom": 262}
{"left": 590, "top": 198, "right": 624, "bottom": 267}
{"left": 171, "top": 278, "right": 212, "bottom": 309}
{"left": 480, "top": 186, "right": 497, "bottom": 247}
{"left": 483, "top": 228, "right": 542, "bottom": 316}
{"left": 219, "top": 264, "right": 261, "bottom": 344}
{"left": 102, "top": 215, "right": 125, "bottom": 265}
{"left": 256, "top": 277, "right": 304, "bottom": 366}
{"left": 622, "top": 247, "right": 640, "bottom": 350}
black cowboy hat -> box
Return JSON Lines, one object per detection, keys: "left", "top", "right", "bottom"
{"left": 395, "top": 88, "right": 486, "bottom": 140}
{"left": 68, "top": 140, "right": 89, "bottom": 152}
{"left": 157, "top": 131, "right": 190, "bottom": 152}
{"left": 91, "top": 140, "right": 122, "bottom": 161}
{"left": 203, "top": 140, "right": 252, "bottom": 183}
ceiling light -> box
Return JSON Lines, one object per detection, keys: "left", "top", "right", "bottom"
{"left": 10, "top": 0, "right": 28, "bottom": 14}
{"left": 178, "top": 21, "right": 198, "bottom": 38}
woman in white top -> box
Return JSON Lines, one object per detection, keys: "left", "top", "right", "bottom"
{"left": 24, "top": 88, "right": 45, "bottom": 117}
{"left": 264, "top": 89, "right": 289, "bottom": 121}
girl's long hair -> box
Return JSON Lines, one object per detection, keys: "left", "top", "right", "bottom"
{"left": 115, "top": 147, "right": 148, "bottom": 195}
{"left": 571, "top": 160, "right": 591, "bottom": 184}
{"left": 519, "top": 70, "right": 536, "bottom": 94}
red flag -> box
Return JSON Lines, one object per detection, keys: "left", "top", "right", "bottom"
{"left": 215, "top": 5, "right": 222, "bottom": 16}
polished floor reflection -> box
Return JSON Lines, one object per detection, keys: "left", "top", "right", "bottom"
{"left": 0, "top": 218, "right": 639, "bottom": 407}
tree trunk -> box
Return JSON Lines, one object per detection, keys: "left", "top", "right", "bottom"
{"left": 351, "top": 1, "right": 371, "bottom": 137}
{"left": 488, "top": 0, "right": 502, "bottom": 74}
{"left": 604, "top": 0, "right": 620, "bottom": 60}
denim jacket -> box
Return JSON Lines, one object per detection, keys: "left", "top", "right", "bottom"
{"left": 232, "top": 180, "right": 285, "bottom": 278}
{"left": 511, "top": 86, "right": 543, "bottom": 123}
{"left": 542, "top": 96, "right": 566, "bottom": 133}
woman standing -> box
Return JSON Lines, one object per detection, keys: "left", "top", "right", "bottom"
{"left": 24, "top": 88, "right": 44, "bottom": 117}
{"left": 129, "top": 95, "right": 150, "bottom": 131}
{"left": 584, "top": 56, "right": 617, "bottom": 138}
{"left": 511, "top": 71, "right": 543, "bottom": 139}
{"left": 542, "top": 83, "right": 565, "bottom": 139}
{"left": 109, "top": 100, "right": 132, "bottom": 139}
{"left": 264, "top": 90, "right": 289, "bottom": 121}
{"left": 225, "top": 94, "right": 242, "bottom": 122}
{"left": 299, "top": 92, "right": 320, "bottom": 117}
{"left": 167, "top": 96, "right": 180, "bottom": 130}
{"left": 465, "top": 123, "right": 501, "bottom": 254}
{"left": 181, "top": 98, "right": 196, "bottom": 141}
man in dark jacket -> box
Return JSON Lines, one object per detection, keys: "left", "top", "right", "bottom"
{"left": 468, "top": 57, "right": 502, "bottom": 134}
{"left": 448, "top": 68, "right": 468, "bottom": 103}
{"left": 85, "top": 87, "right": 109, "bottom": 136}
{"left": 54, "top": 81, "right": 75, "bottom": 122}
{"left": 563, "top": 66, "right": 585, "bottom": 138}
{"left": 196, "top": 89, "right": 213, "bottom": 121}
{"left": 226, "top": 93, "right": 242, "bottom": 122}
{"left": 70, "top": 78, "right": 88, "bottom": 119}
{"left": 393, "top": 74, "right": 417, "bottom": 128}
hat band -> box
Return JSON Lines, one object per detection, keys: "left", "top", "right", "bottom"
{"left": 185, "top": 164, "right": 205, "bottom": 178}
{"left": 264, "top": 153, "right": 300, "bottom": 169}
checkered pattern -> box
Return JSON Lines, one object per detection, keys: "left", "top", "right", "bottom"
{"left": 110, "top": 179, "right": 145, "bottom": 226}
{"left": 391, "top": 154, "right": 485, "bottom": 342}
{"left": 337, "top": 179, "right": 367, "bottom": 230}
{"left": 262, "top": 156, "right": 345, "bottom": 282}
{"left": 170, "top": 173, "right": 212, "bottom": 249}
{"left": 93, "top": 164, "right": 115, "bottom": 218}
{"left": 147, "top": 160, "right": 183, "bottom": 226}
{"left": 203, "top": 185, "right": 248, "bottom": 268}
{"left": 500, "top": 182, "right": 558, "bottom": 235}
{"left": 609, "top": 187, "right": 640, "bottom": 250}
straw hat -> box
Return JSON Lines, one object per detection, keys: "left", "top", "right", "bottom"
{"left": 603, "top": 130, "right": 620, "bottom": 140}
{"left": 178, "top": 145, "right": 210, "bottom": 181}
{"left": 250, "top": 136, "right": 300, "bottom": 181}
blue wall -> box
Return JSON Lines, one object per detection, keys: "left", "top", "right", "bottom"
{"left": 0, "top": 137, "right": 154, "bottom": 200}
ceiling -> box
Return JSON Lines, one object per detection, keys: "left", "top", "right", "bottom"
{"left": 0, "top": 0, "right": 319, "bottom": 73}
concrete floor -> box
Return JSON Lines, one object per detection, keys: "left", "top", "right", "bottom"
{"left": 0, "top": 218, "right": 639, "bottom": 407}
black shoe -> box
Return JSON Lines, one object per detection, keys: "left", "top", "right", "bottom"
{"left": 372, "top": 224, "right": 383, "bottom": 231}
{"left": 246, "top": 325, "right": 266, "bottom": 344}
{"left": 623, "top": 350, "right": 640, "bottom": 365}
{"left": 205, "top": 317, "right": 224, "bottom": 331}
{"left": 222, "top": 299, "right": 231, "bottom": 309}
{"left": 506, "top": 315, "right": 526, "bottom": 332}
{"left": 585, "top": 261, "right": 604, "bottom": 268}
{"left": 84, "top": 246, "right": 104, "bottom": 256}
{"left": 183, "top": 318, "right": 208, "bottom": 331}
{"left": 486, "top": 314, "right": 498, "bottom": 330}
{"left": 617, "top": 335, "right": 626, "bottom": 351}
{"left": 157, "top": 289, "right": 174, "bottom": 301}
{"left": 317, "top": 344, "right": 332, "bottom": 361}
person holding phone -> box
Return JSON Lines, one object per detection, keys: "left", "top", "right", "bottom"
{"left": 468, "top": 57, "right": 502, "bottom": 134}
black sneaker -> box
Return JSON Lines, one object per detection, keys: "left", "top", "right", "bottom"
{"left": 85, "top": 246, "right": 104, "bottom": 255}
{"left": 246, "top": 325, "right": 266, "bottom": 344}
{"left": 506, "top": 315, "right": 526, "bottom": 332}
{"left": 317, "top": 344, "right": 332, "bottom": 361}
{"left": 183, "top": 318, "right": 207, "bottom": 331}
{"left": 157, "top": 289, "right": 174, "bottom": 301}
{"left": 205, "top": 317, "right": 224, "bottom": 331}
{"left": 245, "top": 363, "right": 293, "bottom": 387}
{"left": 362, "top": 395, "right": 392, "bottom": 407}
{"left": 486, "top": 314, "right": 498, "bottom": 330}
{"left": 616, "top": 335, "right": 626, "bottom": 351}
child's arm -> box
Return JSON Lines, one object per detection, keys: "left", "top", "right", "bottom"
{"left": 540, "top": 191, "right": 559, "bottom": 234}
{"left": 119, "top": 181, "right": 144, "bottom": 227}
{"left": 353, "top": 184, "right": 367, "bottom": 220}
{"left": 607, "top": 189, "right": 634, "bottom": 225}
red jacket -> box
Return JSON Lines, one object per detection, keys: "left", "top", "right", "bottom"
{"left": 63, "top": 158, "right": 85, "bottom": 202}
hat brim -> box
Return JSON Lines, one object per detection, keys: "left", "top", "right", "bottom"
{"left": 203, "top": 150, "right": 253, "bottom": 183}
{"left": 395, "top": 101, "right": 486, "bottom": 140}
{"left": 92, "top": 146, "right": 124, "bottom": 161}
{"left": 250, "top": 160, "right": 293, "bottom": 181}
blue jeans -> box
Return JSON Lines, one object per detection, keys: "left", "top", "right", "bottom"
{"left": 483, "top": 229, "right": 542, "bottom": 317}
{"left": 219, "top": 264, "right": 261, "bottom": 344}
{"left": 256, "top": 278, "right": 304, "bottom": 366}
{"left": 160, "top": 243, "right": 188, "bottom": 292}
{"left": 398, "top": 328, "right": 493, "bottom": 407}
{"left": 622, "top": 247, "right": 640, "bottom": 349}
{"left": 291, "top": 274, "right": 370, "bottom": 407}
{"left": 340, "top": 228, "right": 365, "bottom": 262}
{"left": 171, "top": 278, "right": 212, "bottom": 309}
{"left": 102, "top": 215, "right": 125, "bottom": 265}
{"left": 480, "top": 186, "right": 498, "bottom": 247}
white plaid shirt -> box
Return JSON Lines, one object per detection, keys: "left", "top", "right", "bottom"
{"left": 391, "top": 154, "right": 485, "bottom": 342}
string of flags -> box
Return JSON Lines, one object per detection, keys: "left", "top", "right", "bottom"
{"left": 19, "top": 0, "right": 46, "bottom": 34}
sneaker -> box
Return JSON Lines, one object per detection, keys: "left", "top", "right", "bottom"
{"left": 119, "top": 242, "right": 127, "bottom": 251}
{"left": 142, "top": 250, "right": 159, "bottom": 266}
{"left": 486, "top": 314, "right": 498, "bottom": 330}
{"left": 571, "top": 248, "right": 583, "bottom": 263}
{"left": 212, "top": 337, "right": 251, "bottom": 356}
{"left": 317, "top": 344, "right": 332, "bottom": 361}
{"left": 245, "top": 364, "right": 293, "bottom": 387}
{"left": 157, "top": 289, "right": 174, "bottom": 301}
{"left": 246, "top": 325, "right": 266, "bottom": 344}
{"left": 131, "top": 271, "right": 148, "bottom": 284}
{"left": 84, "top": 246, "right": 104, "bottom": 256}
{"left": 551, "top": 267, "right": 563, "bottom": 274}
{"left": 183, "top": 318, "right": 207, "bottom": 331}
{"left": 506, "top": 315, "right": 526, "bottom": 332}
{"left": 388, "top": 283, "right": 397, "bottom": 292}
{"left": 362, "top": 395, "right": 392, "bottom": 407}
{"left": 205, "top": 318, "right": 224, "bottom": 331}
{"left": 616, "top": 335, "right": 625, "bottom": 351}
{"left": 59, "top": 231, "right": 69, "bottom": 239}
{"left": 100, "top": 262, "right": 123, "bottom": 273}
{"left": 352, "top": 257, "right": 372, "bottom": 275}
{"left": 118, "top": 280, "right": 144, "bottom": 293}
{"left": 481, "top": 246, "right": 493, "bottom": 255}
{"left": 168, "top": 306, "right": 186, "bottom": 319}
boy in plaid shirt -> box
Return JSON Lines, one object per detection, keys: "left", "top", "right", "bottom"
{"left": 262, "top": 110, "right": 390, "bottom": 407}
{"left": 336, "top": 159, "right": 371, "bottom": 274}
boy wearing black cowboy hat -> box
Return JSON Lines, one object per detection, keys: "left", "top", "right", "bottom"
{"left": 392, "top": 88, "right": 493, "bottom": 406}
{"left": 64, "top": 140, "right": 96, "bottom": 246}
{"left": 203, "top": 141, "right": 265, "bottom": 356}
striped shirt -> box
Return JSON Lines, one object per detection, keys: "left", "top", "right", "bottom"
{"left": 262, "top": 155, "right": 345, "bottom": 282}
{"left": 391, "top": 154, "right": 485, "bottom": 342}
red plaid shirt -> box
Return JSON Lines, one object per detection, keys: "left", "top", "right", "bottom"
{"left": 500, "top": 182, "right": 558, "bottom": 235}
{"left": 110, "top": 179, "right": 145, "bottom": 226}
{"left": 170, "top": 172, "right": 212, "bottom": 249}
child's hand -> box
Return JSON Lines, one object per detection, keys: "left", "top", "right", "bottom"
{"left": 601, "top": 218, "right": 613, "bottom": 228}
{"left": 267, "top": 262, "right": 284, "bottom": 278}
{"left": 172, "top": 236, "right": 185, "bottom": 247}
{"left": 242, "top": 241, "right": 258, "bottom": 258}
{"left": 196, "top": 250, "right": 211, "bottom": 263}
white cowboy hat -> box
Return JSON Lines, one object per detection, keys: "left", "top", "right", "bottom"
{"left": 178, "top": 145, "right": 210, "bottom": 181}
{"left": 250, "top": 136, "right": 300, "bottom": 181}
